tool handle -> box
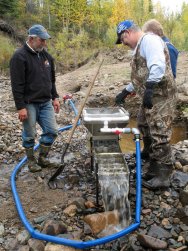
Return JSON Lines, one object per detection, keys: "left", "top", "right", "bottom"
{"left": 66, "top": 59, "right": 104, "bottom": 145}
{"left": 48, "top": 59, "right": 104, "bottom": 183}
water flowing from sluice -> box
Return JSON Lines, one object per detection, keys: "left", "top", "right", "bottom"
{"left": 94, "top": 141, "right": 131, "bottom": 236}
{"left": 83, "top": 107, "right": 134, "bottom": 236}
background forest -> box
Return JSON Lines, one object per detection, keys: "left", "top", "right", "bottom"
{"left": 0, "top": 0, "right": 188, "bottom": 73}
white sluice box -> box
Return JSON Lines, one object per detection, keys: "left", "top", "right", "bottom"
{"left": 82, "top": 107, "right": 129, "bottom": 136}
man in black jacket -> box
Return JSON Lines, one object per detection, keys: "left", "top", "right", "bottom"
{"left": 10, "top": 24, "right": 60, "bottom": 172}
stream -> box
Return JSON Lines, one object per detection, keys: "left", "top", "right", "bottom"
{"left": 120, "top": 119, "right": 187, "bottom": 152}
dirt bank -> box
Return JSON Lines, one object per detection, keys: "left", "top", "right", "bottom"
{"left": 56, "top": 48, "right": 188, "bottom": 122}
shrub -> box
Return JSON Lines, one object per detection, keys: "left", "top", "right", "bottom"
{"left": 0, "top": 34, "right": 15, "bottom": 74}
{"left": 48, "top": 29, "right": 96, "bottom": 72}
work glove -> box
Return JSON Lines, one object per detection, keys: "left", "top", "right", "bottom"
{"left": 143, "top": 82, "right": 156, "bottom": 109}
{"left": 115, "top": 88, "right": 130, "bottom": 105}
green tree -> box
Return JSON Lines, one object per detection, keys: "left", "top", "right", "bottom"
{"left": 126, "top": 0, "right": 154, "bottom": 26}
{"left": 180, "top": 3, "right": 188, "bottom": 49}
{"left": 0, "top": 0, "right": 18, "bottom": 17}
{"left": 50, "top": 0, "right": 88, "bottom": 31}
{"left": 85, "top": 0, "right": 113, "bottom": 42}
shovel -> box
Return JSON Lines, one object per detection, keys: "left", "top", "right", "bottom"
{"left": 48, "top": 59, "right": 104, "bottom": 185}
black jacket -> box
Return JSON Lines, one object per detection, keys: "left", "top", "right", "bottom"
{"left": 10, "top": 43, "right": 59, "bottom": 110}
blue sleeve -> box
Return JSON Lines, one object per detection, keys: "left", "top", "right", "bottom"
{"left": 166, "top": 43, "right": 179, "bottom": 78}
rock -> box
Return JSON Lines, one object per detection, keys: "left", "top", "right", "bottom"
{"left": 180, "top": 224, "right": 188, "bottom": 231}
{"left": 18, "top": 246, "right": 30, "bottom": 251}
{"left": 148, "top": 225, "right": 172, "bottom": 239}
{"left": 109, "top": 85, "right": 115, "bottom": 90}
{"left": 160, "top": 201, "right": 171, "bottom": 209}
{"left": 84, "top": 201, "right": 95, "bottom": 209}
{"left": 16, "top": 230, "right": 30, "bottom": 245}
{"left": 63, "top": 204, "right": 77, "bottom": 217}
{"left": 138, "top": 234, "right": 168, "bottom": 250}
{"left": 69, "top": 197, "right": 86, "bottom": 210}
{"left": 141, "top": 209, "right": 151, "bottom": 215}
{"left": 174, "top": 161, "right": 183, "bottom": 170}
{"left": 64, "top": 152, "right": 76, "bottom": 163}
{"left": 182, "top": 165, "right": 188, "bottom": 173}
{"left": 5, "top": 238, "right": 19, "bottom": 251}
{"left": 55, "top": 179, "right": 65, "bottom": 189}
{"left": 169, "top": 246, "right": 188, "bottom": 251}
{"left": 68, "top": 174, "right": 80, "bottom": 185}
{"left": 37, "top": 176, "right": 44, "bottom": 184}
{"left": 58, "top": 233, "right": 74, "bottom": 239}
{"left": 173, "top": 218, "right": 181, "bottom": 224}
{"left": 84, "top": 210, "right": 119, "bottom": 234}
{"left": 77, "top": 207, "right": 97, "bottom": 215}
{"left": 171, "top": 228, "right": 179, "bottom": 238}
{"left": 83, "top": 222, "right": 92, "bottom": 235}
{"left": 171, "top": 171, "right": 188, "bottom": 188}
{"left": 44, "top": 243, "right": 82, "bottom": 251}
{"left": 168, "top": 238, "right": 180, "bottom": 247}
{"left": 33, "top": 215, "right": 50, "bottom": 224}
{"left": 28, "top": 238, "right": 45, "bottom": 251}
{"left": 0, "top": 224, "right": 5, "bottom": 237}
{"left": 164, "top": 224, "right": 173, "bottom": 230}
{"left": 179, "top": 190, "right": 188, "bottom": 206}
{"left": 178, "top": 235, "right": 184, "bottom": 242}
{"left": 162, "top": 218, "right": 170, "bottom": 226}
{"left": 30, "top": 207, "right": 38, "bottom": 213}
{"left": 175, "top": 206, "right": 188, "bottom": 225}
{"left": 42, "top": 220, "right": 67, "bottom": 236}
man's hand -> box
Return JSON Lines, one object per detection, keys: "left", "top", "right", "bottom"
{"left": 18, "top": 108, "right": 28, "bottom": 122}
{"left": 53, "top": 99, "right": 60, "bottom": 113}
{"left": 143, "top": 82, "right": 155, "bottom": 109}
{"left": 115, "top": 88, "right": 130, "bottom": 105}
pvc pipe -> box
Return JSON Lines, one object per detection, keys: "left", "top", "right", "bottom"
{"left": 132, "top": 128, "right": 140, "bottom": 135}
{"left": 10, "top": 101, "right": 142, "bottom": 249}
{"left": 100, "top": 127, "right": 132, "bottom": 134}
{"left": 100, "top": 125, "right": 139, "bottom": 135}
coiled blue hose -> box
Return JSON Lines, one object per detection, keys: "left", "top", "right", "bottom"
{"left": 10, "top": 100, "right": 142, "bottom": 249}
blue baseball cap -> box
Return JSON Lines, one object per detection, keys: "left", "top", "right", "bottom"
{"left": 28, "top": 24, "right": 51, "bottom": 39}
{"left": 116, "top": 20, "right": 134, "bottom": 44}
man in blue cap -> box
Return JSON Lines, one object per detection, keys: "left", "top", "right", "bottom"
{"left": 115, "top": 20, "right": 177, "bottom": 189}
{"left": 10, "top": 24, "right": 60, "bottom": 172}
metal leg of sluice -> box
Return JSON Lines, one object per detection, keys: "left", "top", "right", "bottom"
{"left": 90, "top": 136, "right": 94, "bottom": 172}
{"left": 95, "top": 163, "right": 99, "bottom": 207}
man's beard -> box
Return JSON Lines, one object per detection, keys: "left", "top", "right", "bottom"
{"left": 35, "top": 47, "right": 44, "bottom": 52}
{"left": 32, "top": 41, "right": 45, "bottom": 52}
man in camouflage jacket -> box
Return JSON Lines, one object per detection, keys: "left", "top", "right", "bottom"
{"left": 115, "top": 20, "right": 177, "bottom": 190}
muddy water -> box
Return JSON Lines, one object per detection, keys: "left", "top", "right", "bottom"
{"left": 120, "top": 119, "right": 187, "bottom": 153}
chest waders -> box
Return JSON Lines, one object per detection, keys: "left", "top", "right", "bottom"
{"left": 131, "top": 34, "right": 177, "bottom": 189}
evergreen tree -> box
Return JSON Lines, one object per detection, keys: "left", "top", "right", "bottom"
{"left": 0, "top": 0, "right": 17, "bottom": 17}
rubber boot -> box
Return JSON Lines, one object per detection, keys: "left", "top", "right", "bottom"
{"left": 141, "top": 137, "right": 152, "bottom": 160}
{"left": 133, "top": 137, "right": 152, "bottom": 160}
{"left": 142, "top": 163, "right": 173, "bottom": 190}
{"left": 142, "top": 161, "right": 158, "bottom": 180}
{"left": 25, "top": 147, "right": 42, "bottom": 173}
{"left": 38, "top": 144, "right": 57, "bottom": 168}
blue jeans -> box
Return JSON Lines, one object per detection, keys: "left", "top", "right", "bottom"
{"left": 22, "top": 101, "right": 58, "bottom": 148}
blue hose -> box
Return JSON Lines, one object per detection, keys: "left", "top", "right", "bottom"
{"left": 135, "top": 139, "right": 142, "bottom": 222}
{"left": 10, "top": 101, "right": 142, "bottom": 249}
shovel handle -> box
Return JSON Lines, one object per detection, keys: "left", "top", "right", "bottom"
{"left": 66, "top": 59, "right": 104, "bottom": 144}
{"left": 48, "top": 59, "right": 104, "bottom": 183}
